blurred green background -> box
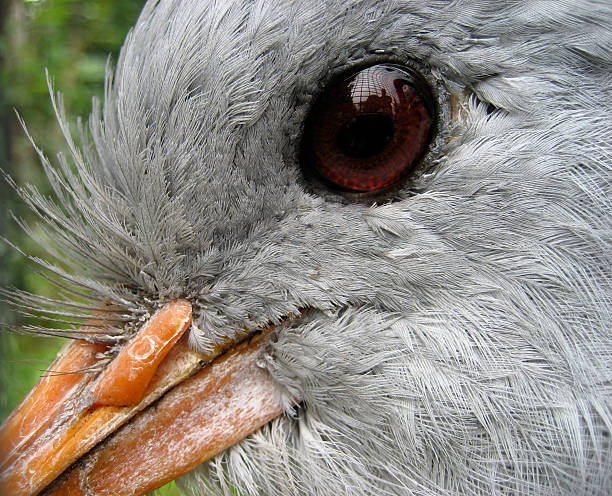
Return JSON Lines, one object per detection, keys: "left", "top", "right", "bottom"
{"left": 0, "top": 1, "right": 180, "bottom": 494}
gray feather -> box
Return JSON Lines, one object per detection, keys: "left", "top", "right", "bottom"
{"left": 5, "top": 0, "right": 612, "bottom": 494}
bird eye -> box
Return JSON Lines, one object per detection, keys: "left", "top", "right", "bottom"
{"left": 302, "top": 63, "right": 435, "bottom": 193}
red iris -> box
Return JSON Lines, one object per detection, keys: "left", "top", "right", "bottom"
{"left": 303, "top": 64, "right": 434, "bottom": 192}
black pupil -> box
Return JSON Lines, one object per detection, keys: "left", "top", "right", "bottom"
{"left": 336, "top": 113, "right": 394, "bottom": 159}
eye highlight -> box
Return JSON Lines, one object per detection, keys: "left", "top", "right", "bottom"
{"left": 302, "top": 63, "right": 435, "bottom": 193}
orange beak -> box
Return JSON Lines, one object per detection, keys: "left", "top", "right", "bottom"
{"left": 0, "top": 299, "right": 286, "bottom": 496}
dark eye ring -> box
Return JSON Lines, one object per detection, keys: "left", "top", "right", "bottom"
{"left": 301, "top": 63, "right": 435, "bottom": 193}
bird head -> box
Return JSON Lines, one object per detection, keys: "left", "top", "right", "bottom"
{"left": 1, "top": 1, "right": 611, "bottom": 495}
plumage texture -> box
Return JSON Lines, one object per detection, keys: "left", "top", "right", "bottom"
{"left": 4, "top": 0, "right": 612, "bottom": 494}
